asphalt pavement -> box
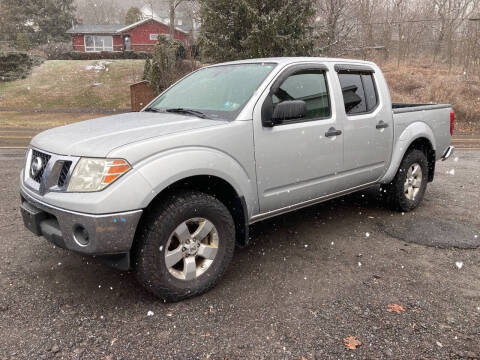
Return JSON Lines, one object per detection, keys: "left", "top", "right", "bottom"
{"left": 0, "top": 149, "right": 479, "bottom": 359}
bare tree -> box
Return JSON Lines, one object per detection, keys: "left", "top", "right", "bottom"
{"left": 315, "top": 0, "right": 355, "bottom": 55}
{"left": 75, "top": 0, "right": 127, "bottom": 23}
{"left": 432, "top": 0, "right": 477, "bottom": 71}
{"left": 143, "top": 0, "right": 196, "bottom": 39}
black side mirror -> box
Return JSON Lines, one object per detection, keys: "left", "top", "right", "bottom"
{"left": 262, "top": 99, "right": 307, "bottom": 127}
{"left": 272, "top": 100, "right": 306, "bottom": 123}
{"left": 261, "top": 95, "right": 275, "bottom": 127}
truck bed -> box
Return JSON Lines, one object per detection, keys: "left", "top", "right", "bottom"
{"left": 392, "top": 103, "right": 451, "bottom": 114}
{"left": 392, "top": 103, "right": 452, "bottom": 161}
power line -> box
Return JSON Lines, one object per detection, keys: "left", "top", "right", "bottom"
{"left": 359, "top": 17, "right": 474, "bottom": 26}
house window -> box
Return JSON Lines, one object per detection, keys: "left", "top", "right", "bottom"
{"left": 149, "top": 33, "right": 159, "bottom": 41}
{"left": 85, "top": 35, "right": 113, "bottom": 52}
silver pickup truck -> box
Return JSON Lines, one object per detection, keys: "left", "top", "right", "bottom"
{"left": 20, "top": 57, "right": 454, "bottom": 301}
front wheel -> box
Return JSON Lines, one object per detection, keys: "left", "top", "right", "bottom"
{"left": 386, "top": 149, "right": 429, "bottom": 212}
{"left": 134, "top": 190, "right": 235, "bottom": 302}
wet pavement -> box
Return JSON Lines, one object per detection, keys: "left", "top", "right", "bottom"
{"left": 0, "top": 149, "right": 479, "bottom": 359}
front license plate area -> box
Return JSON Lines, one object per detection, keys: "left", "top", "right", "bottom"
{"left": 21, "top": 201, "right": 47, "bottom": 236}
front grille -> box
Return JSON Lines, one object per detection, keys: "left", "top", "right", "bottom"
{"left": 30, "top": 150, "right": 51, "bottom": 183}
{"left": 57, "top": 161, "right": 72, "bottom": 187}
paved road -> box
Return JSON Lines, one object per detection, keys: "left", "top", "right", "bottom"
{"left": 1, "top": 150, "right": 479, "bottom": 359}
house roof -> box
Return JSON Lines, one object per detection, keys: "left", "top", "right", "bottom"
{"left": 66, "top": 24, "right": 125, "bottom": 34}
{"left": 117, "top": 18, "right": 189, "bottom": 34}
{"left": 67, "top": 18, "right": 189, "bottom": 35}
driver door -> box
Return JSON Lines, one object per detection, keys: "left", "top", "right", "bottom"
{"left": 252, "top": 64, "right": 344, "bottom": 213}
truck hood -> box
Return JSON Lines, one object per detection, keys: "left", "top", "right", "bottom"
{"left": 31, "top": 112, "right": 225, "bottom": 157}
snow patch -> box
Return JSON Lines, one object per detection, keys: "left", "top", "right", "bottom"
{"left": 85, "top": 61, "right": 112, "bottom": 72}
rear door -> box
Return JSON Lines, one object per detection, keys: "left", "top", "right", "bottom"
{"left": 253, "top": 63, "right": 343, "bottom": 213}
{"left": 335, "top": 65, "right": 392, "bottom": 188}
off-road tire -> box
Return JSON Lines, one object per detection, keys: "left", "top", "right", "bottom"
{"left": 386, "top": 149, "right": 429, "bottom": 212}
{"left": 134, "top": 190, "right": 235, "bottom": 302}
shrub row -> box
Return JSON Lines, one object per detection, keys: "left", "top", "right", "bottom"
{"left": 54, "top": 51, "right": 153, "bottom": 60}
{"left": 0, "top": 51, "right": 45, "bottom": 82}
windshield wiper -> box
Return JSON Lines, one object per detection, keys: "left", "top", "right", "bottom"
{"left": 144, "top": 107, "right": 163, "bottom": 113}
{"left": 166, "top": 108, "right": 209, "bottom": 119}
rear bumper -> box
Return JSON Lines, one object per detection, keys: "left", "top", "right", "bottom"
{"left": 20, "top": 188, "right": 143, "bottom": 259}
{"left": 441, "top": 145, "right": 455, "bottom": 161}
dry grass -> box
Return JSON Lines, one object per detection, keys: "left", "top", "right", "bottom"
{"left": 381, "top": 62, "right": 480, "bottom": 133}
{"left": 0, "top": 60, "right": 145, "bottom": 111}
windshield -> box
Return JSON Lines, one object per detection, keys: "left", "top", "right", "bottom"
{"left": 147, "top": 63, "right": 277, "bottom": 120}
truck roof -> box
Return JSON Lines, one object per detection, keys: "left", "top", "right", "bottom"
{"left": 219, "top": 57, "right": 376, "bottom": 67}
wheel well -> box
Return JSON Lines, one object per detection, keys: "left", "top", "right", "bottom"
{"left": 143, "top": 175, "right": 249, "bottom": 247}
{"left": 407, "top": 138, "right": 435, "bottom": 182}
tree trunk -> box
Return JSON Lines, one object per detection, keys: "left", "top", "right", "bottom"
{"left": 169, "top": 0, "right": 175, "bottom": 40}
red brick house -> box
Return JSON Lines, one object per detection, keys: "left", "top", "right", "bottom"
{"left": 66, "top": 18, "right": 189, "bottom": 53}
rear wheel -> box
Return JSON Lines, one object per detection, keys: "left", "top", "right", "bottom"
{"left": 386, "top": 149, "right": 429, "bottom": 212}
{"left": 134, "top": 190, "right": 235, "bottom": 302}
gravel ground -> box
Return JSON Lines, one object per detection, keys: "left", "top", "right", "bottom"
{"left": 0, "top": 149, "right": 479, "bottom": 359}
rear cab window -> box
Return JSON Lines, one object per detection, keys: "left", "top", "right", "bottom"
{"left": 336, "top": 65, "right": 378, "bottom": 115}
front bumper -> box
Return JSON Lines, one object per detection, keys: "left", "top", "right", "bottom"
{"left": 20, "top": 188, "right": 143, "bottom": 258}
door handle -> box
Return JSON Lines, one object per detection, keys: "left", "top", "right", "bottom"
{"left": 376, "top": 121, "right": 389, "bottom": 129}
{"left": 325, "top": 127, "right": 342, "bottom": 137}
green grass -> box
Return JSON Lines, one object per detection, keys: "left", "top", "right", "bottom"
{"left": 0, "top": 60, "right": 145, "bottom": 111}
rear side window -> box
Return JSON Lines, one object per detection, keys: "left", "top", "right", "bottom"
{"left": 338, "top": 72, "right": 378, "bottom": 115}
{"left": 361, "top": 74, "right": 378, "bottom": 112}
{"left": 272, "top": 70, "right": 331, "bottom": 120}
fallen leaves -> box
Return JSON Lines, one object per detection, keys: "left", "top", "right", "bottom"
{"left": 387, "top": 304, "right": 406, "bottom": 314}
{"left": 344, "top": 336, "right": 362, "bottom": 350}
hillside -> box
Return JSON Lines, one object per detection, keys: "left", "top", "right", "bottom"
{"left": 0, "top": 59, "right": 477, "bottom": 133}
{"left": 0, "top": 60, "right": 145, "bottom": 111}
{"left": 382, "top": 62, "right": 479, "bottom": 133}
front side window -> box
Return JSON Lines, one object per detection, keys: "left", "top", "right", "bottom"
{"left": 85, "top": 35, "right": 113, "bottom": 52}
{"left": 148, "top": 63, "right": 277, "bottom": 120}
{"left": 338, "top": 72, "right": 378, "bottom": 115}
{"left": 272, "top": 70, "right": 331, "bottom": 120}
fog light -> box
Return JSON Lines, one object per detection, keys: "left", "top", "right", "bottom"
{"left": 73, "top": 225, "right": 89, "bottom": 247}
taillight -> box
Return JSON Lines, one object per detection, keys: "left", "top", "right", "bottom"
{"left": 450, "top": 109, "right": 455, "bottom": 136}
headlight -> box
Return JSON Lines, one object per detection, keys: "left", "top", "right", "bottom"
{"left": 67, "top": 158, "right": 131, "bottom": 192}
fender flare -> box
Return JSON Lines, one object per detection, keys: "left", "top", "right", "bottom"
{"left": 134, "top": 146, "right": 258, "bottom": 218}
{"left": 380, "top": 122, "right": 436, "bottom": 184}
